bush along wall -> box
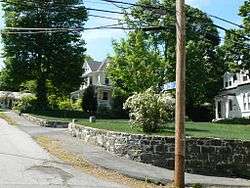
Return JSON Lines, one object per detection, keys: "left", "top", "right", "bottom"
{"left": 69, "top": 123, "right": 250, "bottom": 179}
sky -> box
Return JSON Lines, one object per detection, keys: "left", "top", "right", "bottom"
{"left": 0, "top": 0, "right": 246, "bottom": 66}
{"left": 83, "top": 0, "right": 246, "bottom": 61}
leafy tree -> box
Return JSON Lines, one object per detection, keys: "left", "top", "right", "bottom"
{"left": 84, "top": 55, "right": 95, "bottom": 63}
{"left": 2, "top": 0, "right": 87, "bottom": 108}
{"left": 81, "top": 85, "right": 97, "bottom": 116}
{"left": 107, "top": 31, "right": 165, "bottom": 97}
{"left": 222, "top": 1, "right": 250, "bottom": 71}
{"left": 108, "top": 0, "right": 224, "bottom": 120}
{"left": 20, "top": 80, "right": 37, "bottom": 93}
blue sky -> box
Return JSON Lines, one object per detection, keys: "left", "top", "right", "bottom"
{"left": 83, "top": 0, "right": 246, "bottom": 61}
{"left": 0, "top": 0, "right": 246, "bottom": 66}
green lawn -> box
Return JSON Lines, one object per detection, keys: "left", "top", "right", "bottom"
{"left": 78, "top": 120, "right": 250, "bottom": 140}
{"left": 28, "top": 113, "right": 250, "bottom": 140}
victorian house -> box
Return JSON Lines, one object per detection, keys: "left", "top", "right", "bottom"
{"left": 71, "top": 60, "right": 112, "bottom": 108}
{"left": 215, "top": 70, "right": 250, "bottom": 120}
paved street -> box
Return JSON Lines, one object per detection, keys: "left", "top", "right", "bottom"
{"left": 0, "top": 117, "right": 127, "bottom": 188}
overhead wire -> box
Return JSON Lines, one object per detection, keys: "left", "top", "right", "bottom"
{"left": 0, "top": 0, "right": 249, "bottom": 45}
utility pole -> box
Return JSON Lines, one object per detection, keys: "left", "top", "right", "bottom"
{"left": 175, "top": 0, "right": 186, "bottom": 187}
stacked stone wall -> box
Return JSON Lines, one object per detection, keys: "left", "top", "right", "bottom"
{"left": 69, "top": 123, "right": 250, "bottom": 178}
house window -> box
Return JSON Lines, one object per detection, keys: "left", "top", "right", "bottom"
{"left": 243, "top": 94, "right": 247, "bottom": 110}
{"left": 229, "top": 81, "right": 232, "bottom": 86}
{"left": 233, "top": 74, "right": 237, "bottom": 82}
{"left": 105, "top": 78, "right": 109, "bottom": 85}
{"left": 243, "top": 75, "right": 248, "bottom": 81}
{"left": 248, "top": 93, "right": 250, "bottom": 110}
{"left": 229, "top": 99, "right": 233, "bottom": 111}
{"left": 225, "top": 82, "right": 228, "bottom": 87}
{"left": 102, "top": 91, "right": 108, "bottom": 100}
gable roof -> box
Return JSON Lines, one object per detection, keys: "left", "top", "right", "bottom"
{"left": 87, "top": 61, "right": 102, "bottom": 71}
{"left": 97, "top": 59, "right": 109, "bottom": 71}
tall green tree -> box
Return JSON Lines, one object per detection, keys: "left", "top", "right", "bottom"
{"left": 108, "top": 0, "right": 225, "bottom": 120}
{"left": 222, "top": 1, "right": 250, "bottom": 71}
{"left": 107, "top": 31, "right": 165, "bottom": 97}
{"left": 81, "top": 85, "right": 97, "bottom": 116}
{"left": 2, "top": 0, "right": 87, "bottom": 108}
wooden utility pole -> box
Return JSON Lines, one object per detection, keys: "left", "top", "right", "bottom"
{"left": 175, "top": 0, "right": 186, "bottom": 187}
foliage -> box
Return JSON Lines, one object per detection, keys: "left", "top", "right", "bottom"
{"left": 222, "top": 1, "right": 250, "bottom": 71}
{"left": 13, "top": 95, "right": 37, "bottom": 112}
{"left": 81, "top": 85, "right": 97, "bottom": 115}
{"left": 72, "top": 99, "right": 82, "bottom": 111}
{"left": 1, "top": 0, "right": 87, "bottom": 108}
{"left": 84, "top": 55, "right": 94, "bottom": 63}
{"left": 107, "top": 31, "right": 165, "bottom": 96}
{"left": 20, "top": 80, "right": 37, "bottom": 93}
{"left": 57, "top": 98, "right": 73, "bottom": 111}
{"left": 108, "top": 0, "right": 225, "bottom": 121}
{"left": 124, "top": 88, "right": 175, "bottom": 133}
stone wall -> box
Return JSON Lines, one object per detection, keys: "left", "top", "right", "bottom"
{"left": 22, "top": 113, "right": 69, "bottom": 128}
{"left": 69, "top": 123, "right": 250, "bottom": 179}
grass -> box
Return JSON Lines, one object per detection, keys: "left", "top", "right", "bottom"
{"left": 0, "top": 111, "right": 17, "bottom": 125}
{"left": 27, "top": 112, "right": 250, "bottom": 140}
{"left": 78, "top": 120, "right": 250, "bottom": 140}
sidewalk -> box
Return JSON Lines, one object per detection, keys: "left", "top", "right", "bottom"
{"left": 5, "top": 111, "right": 250, "bottom": 188}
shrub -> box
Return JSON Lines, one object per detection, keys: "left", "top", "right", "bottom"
{"left": 81, "top": 85, "right": 97, "bottom": 116}
{"left": 72, "top": 99, "right": 82, "bottom": 111}
{"left": 124, "top": 88, "right": 175, "bottom": 133}
{"left": 58, "top": 98, "right": 73, "bottom": 111}
{"left": 13, "top": 95, "right": 37, "bottom": 112}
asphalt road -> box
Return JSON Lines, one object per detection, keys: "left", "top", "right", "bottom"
{"left": 0, "top": 118, "right": 128, "bottom": 188}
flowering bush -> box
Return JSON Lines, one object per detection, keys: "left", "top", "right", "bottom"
{"left": 124, "top": 88, "right": 175, "bottom": 133}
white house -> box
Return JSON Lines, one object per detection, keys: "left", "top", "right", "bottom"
{"left": 0, "top": 91, "right": 33, "bottom": 109}
{"left": 71, "top": 60, "right": 112, "bottom": 108}
{"left": 215, "top": 70, "right": 250, "bottom": 120}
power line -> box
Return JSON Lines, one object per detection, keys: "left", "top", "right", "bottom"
{"left": 86, "top": 7, "right": 128, "bottom": 15}
{"left": 100, "top": 0, "right": 245, "bottom": 30}
{"left": 1, "top": 0, "right": 249, "bottom": 43}
{"left": 1, "top": 0, "right": 246, "bottom": 30}
{"left": 209, "top": 15, "right": 244, "bottom": 29}
{"left": 88, "top": 14, "right": 122, "bottom": 21}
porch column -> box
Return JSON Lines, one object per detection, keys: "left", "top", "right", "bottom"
{"left": 215, "top": 100, "right": 218, "bottom": 120}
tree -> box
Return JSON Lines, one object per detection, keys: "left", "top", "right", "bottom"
{"left": 107, "top": 31, "right": 165, "bottom": 97}
{"left": 2, "top": 0, "right": 87, "bottom": 108}
{"left": 222, "top": 1, "right": 250, "bottom": 71}
{"left": 108, "top": 0, "right": 224, "bottom": 120}
{"left": 81, "top": 85, "right": 97, "bottom": 116}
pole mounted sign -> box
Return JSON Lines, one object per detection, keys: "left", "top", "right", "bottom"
{"left": 162, "top": 81, "right": 176, "bottom": 91}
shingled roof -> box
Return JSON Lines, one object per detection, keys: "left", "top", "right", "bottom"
{"left": 87, "top": 61, "right": 102, "bottom": 71}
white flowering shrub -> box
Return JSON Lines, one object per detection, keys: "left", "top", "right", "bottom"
{"left": 124, "top": 88, "right": 175, "bottom": 133}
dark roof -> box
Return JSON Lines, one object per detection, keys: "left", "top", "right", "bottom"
{"left": 87, "top": 61, "right": 102, "bottom": 71}
{"left": 97, "top": 59, "right": 109, "bottom": 71}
